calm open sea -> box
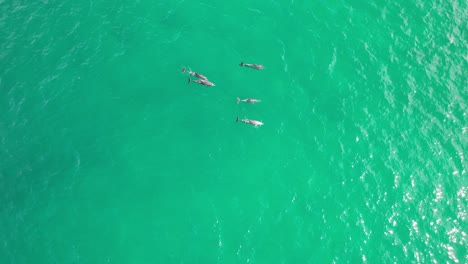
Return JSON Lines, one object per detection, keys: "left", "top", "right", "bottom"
{"left": 0, "top": 0, "right": 467, "bottom": 263}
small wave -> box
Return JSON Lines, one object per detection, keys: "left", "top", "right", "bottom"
{"left": 328, "top": 48, "right": 336, "bottom": 74}
{"left": 247, "top": 8, "right": 264, "bottom": 15}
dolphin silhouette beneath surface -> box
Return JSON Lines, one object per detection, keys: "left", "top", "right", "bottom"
{"left": 188, "top": 78, "right": 215, "bottom": 87}
{"left": 182, "top": 68, "right": 209, "bottom": 80}
{"left": 239, "top": 62, "right": 264, "bottom": 70}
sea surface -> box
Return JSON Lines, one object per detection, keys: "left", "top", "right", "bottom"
{"left": 0, "top": 0, "right": 467, "bottom": 263}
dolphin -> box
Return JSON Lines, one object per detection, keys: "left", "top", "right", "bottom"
{"left": 188, "top": 78, "right": 215, "bottom": 87}
{"left": 236, "top": 117, "right": 264, "bottom": 127}
{"left": 239, "top": 62, "right": 264, "bottom": 70}
{"left": 182, "top": 68, "right": 208, "bottom": 80}
{"left": 236, "top": 97, "right": 261, "bottom": 104}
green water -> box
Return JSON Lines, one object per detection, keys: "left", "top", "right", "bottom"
{"left": 1, "top": 0, "right": 467, "bottom": 263}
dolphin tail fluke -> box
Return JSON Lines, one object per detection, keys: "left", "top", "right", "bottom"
{"left": 236, "top": 97, "right": 240, "bottom": 104}
{"left": 182, "top": 68, "right": 186, "bottom": 73}
{"left": 239, "top": 62, "right": 244, "bottom": 67}
{"left": 236, "top": 117, "right": 239, "bottom": 123}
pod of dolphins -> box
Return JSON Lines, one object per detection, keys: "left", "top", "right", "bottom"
{"left": 182, "top": 62, "right": 264, "bottom": 128}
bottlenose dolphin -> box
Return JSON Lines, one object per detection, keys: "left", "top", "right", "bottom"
{"left": 239, "top": 62, "right": 264, "bottom": 70}
{"left": 236, "top": 117, "right": 263, "bottom": 127}
{"left": 188, "top": 78, "right": 215, "bottom": 87}
{"left": 182, "top": 68, "right": 208, "bottom": 80}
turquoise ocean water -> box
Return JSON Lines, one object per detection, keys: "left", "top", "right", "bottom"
{"left": 1, "top": 0, "right": 467, "bottom": 263}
